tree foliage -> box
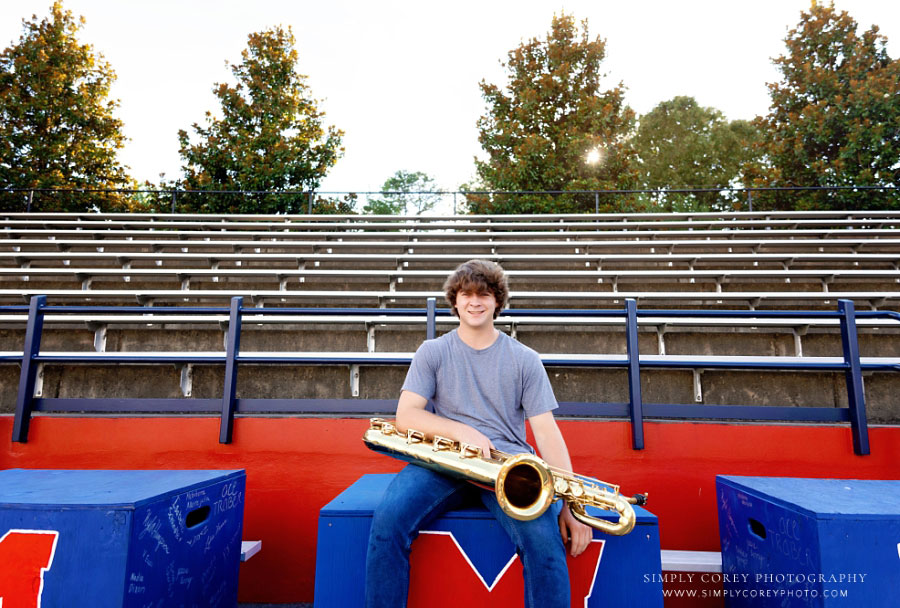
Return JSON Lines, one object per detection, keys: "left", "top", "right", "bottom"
{"left": 363, "top": 170, "right": 441, "bottom": 215}
{"left": 632, "top": 96, "right": 763, "bottom": 211}
{"left": 176, "top": 25, "right": 343, "bottom": 214}
{"left": 310, "top": 192, "right": 357, "bottom": 214}
{"left": 746, "top": 2, "right": 900, "bottom": 210}
{"left": 0, "top": 1, "right": 130, "bottom": 211}
{"left": 470, "top": 13, "right": 639, "bottom": 214}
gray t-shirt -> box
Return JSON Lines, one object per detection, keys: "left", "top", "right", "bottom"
{"left": 401, "top": 329, "right": 558, "bottom": 454}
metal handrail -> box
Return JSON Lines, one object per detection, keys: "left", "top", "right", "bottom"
{"left": 2, "top": 185, "right": 898, "bottom": 213}
{"left": 6, "top": 296, "right": 879, "bottom": 455}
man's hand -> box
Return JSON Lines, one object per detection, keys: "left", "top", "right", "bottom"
{"left": 456, "top": 425, "right": 495, "bottom": 458}
{"left": 559, "top": 503, "right": 592, "bottom": 557}
{"left": 396, "top": 390, "right": 495, "bottom": 458}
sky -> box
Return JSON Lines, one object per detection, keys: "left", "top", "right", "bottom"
{"left": 2, "top": 0, "right": 899, "bottom": 201}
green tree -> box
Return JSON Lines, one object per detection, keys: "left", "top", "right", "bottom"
{"left": 311, "top": 192, "right": 357, "bottom": 214}
{"left": 363, "top": 170, "right": 441, "bottom": 215}
{"left": 633, "top": 96, "right": 763, "bottom": 212}
{"left": 0, "top": 2, "right": 130, "bottom": 211}
{"left": 746, "top": 2, "right": 900, "bottom": 210}
{"left": 471, "top": 13, "right": 639, "bottom": 214}
{"left": 177, "top": 25, "right": 344, "bottom": 214}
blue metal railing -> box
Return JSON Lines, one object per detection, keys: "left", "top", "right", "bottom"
{"left": 8, "top": 296, "right": 897, "bottom": 455}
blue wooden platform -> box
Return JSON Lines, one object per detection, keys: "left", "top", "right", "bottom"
{"left": 314, "top": 473, "right": 662, "bottom": 608}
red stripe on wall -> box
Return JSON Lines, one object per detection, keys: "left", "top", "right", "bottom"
{"left": 1, "top": 415, "right": 897, "bottom": 603}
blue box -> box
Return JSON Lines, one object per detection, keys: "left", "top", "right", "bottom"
{"left": 717, "top": 475, "right": 900, "bottom": 607}
{"left": 314, "top": 473, "right": 662, "bottom": 608}
{"left": 0, "top": 469, "right": 246, "bottom": 608}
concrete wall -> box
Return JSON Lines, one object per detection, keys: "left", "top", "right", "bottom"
{"left": 1, "top": 322, "right": 897, "bottom": 422}
{"left": 3, "top": 364, "right": 897, "bottom": 423}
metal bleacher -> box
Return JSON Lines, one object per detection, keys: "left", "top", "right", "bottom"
{"left": 2, "top": 210, "right": 899, "bottom": 453}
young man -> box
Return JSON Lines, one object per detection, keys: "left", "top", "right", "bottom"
{"left": 365, "top": 259, "right": 591, "bottom": 608}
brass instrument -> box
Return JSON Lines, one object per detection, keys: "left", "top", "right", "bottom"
{"left": 363, "top": 418, "right": 647, "bottom": 536}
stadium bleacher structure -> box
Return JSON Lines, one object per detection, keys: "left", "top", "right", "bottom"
{"left": 1, "top": 210, "right": 899, "bottom": 426}
{"left": 2, "top": 209, "right": 899, "bottom": 605}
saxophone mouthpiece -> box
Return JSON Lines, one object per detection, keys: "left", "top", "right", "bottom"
{"left": 631, "top": 493, "right": 648, "bottom": 506}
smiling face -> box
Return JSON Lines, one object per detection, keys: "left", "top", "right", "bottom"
{"left": 454, "top": 289, "right": 498, "bottom": 330}
{"left": 443, "top": 260, "right": 509, "bottom": 325}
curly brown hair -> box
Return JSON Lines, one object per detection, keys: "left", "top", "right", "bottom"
{"left": 443, "top": 260, "right": 509, "bottom": 319}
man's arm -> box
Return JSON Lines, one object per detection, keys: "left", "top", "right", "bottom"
{"left": 529, "top": 411, "right": 593, "bottom": 557}
{"left": 396, "top": 390, "right": 495, "bottom": 457}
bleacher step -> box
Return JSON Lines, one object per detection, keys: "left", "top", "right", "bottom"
{"left": 660, "top": 549, "right": 722, "bottom": 573}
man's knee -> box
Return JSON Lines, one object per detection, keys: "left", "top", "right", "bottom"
{"left": 369, "top": 466, "right": 465, "bottom": 544}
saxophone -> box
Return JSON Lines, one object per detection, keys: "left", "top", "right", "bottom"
{"left": 363, "top": 418, "right": 647, "bottom": 536}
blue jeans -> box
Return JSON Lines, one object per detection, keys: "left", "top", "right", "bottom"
{"left": 365, "top": 464, "right": 570, "bottom": 608}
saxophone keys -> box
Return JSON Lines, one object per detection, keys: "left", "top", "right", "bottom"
{"left": 432, "top": 436, "right": 454, "bottom": 452}
{"left": 459, "top": 443, "right": 481, "bottom": 458}
{"left": 569, "top": 480, "right": 585, "bottom": 498}
{"left": 407, "top": 429, "right": 425, "bottom": 444}
{"left": 554, "top": 477, "right": 570, "bottom": 495}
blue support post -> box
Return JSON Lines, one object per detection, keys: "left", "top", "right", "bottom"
{"left": 426, "top": 297, "right": 436, "bottom": 340}
{"left": 838, "top": 299, "right": 870, "bottom": 455}
{"left": 625, "top": 299, "right": 645, "bottom": 449}
{"left": 12, "top": 295, "right": 46, "bottom": 442}
{"left": 219, "top": 297, "right": 243, "bottom": 444}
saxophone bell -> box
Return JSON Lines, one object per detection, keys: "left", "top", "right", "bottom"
{"left": 495, "top": 453, "right": 555, "bottom": 521}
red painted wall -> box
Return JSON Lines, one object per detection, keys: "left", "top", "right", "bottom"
{"left": 1, "top": 415, "right": 898, "bottom": 603}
